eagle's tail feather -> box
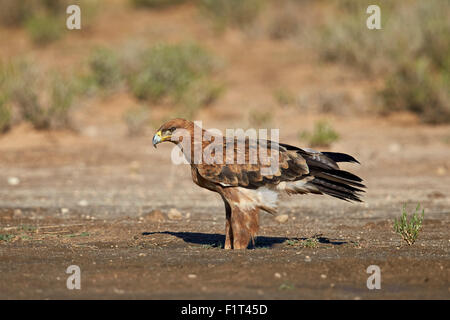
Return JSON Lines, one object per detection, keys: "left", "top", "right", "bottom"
{"left": 308, "top": 170, "right": 365, "bottom": 202}
{"left": 321, "top": 152, "right": 360, "bottom": 164}
{"left": 314, "top": 169, "right": 365, "bottom": 188}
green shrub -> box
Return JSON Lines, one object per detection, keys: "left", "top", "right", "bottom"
{"left": 315, "top": 0, "right": 450, "bottom": 123}
{"left": 130, "top": 0, "right": 187, "bottom": 8}
{"left": 9, "top": 62, "right": 76, "bottom": 130}
{"left": 88, "top": 47, "right": 122, "bottom": 90}
{"left": 381, "top": 59, "right": 450, "bottom": 124}
{"left": 394, "top": 204, "right": 425, "bottom": 246}
{"left": 298, "top": 121, "right": 339, "bottom": 147}
{"left": 47, "top": 74, "right": 76, "bottom": 129}
{"left": 199, "top": 0, "right": 264, "bottom": 31}
{"left": 25, "top": 14, "right": 64, "bottom": 45}
{"left": 129, "top": 43, "right": 222, "bottom": 112}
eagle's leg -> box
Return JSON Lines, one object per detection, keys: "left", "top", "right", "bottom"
{"left": 223, "top": 199, "right": 233, "bottom": 249}
{"left": 229, "top": 206, "right": 260, "bottom": 249}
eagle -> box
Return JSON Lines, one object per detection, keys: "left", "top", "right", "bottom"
{"left": 152, "top": 118, "right": 365, "bottom": 249}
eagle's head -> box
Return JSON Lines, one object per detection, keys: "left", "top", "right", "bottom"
{"left": 152, "top": 118, "right": 193, "bottom": 148}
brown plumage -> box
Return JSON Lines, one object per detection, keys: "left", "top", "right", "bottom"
{"left": 152, "top": 119, "right": 365, "bottom": 249}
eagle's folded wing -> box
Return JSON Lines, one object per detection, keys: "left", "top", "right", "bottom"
{"left": 195, "top": 138, "right": 365, "bottom": 202}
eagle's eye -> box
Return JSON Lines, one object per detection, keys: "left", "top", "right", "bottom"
{"left": 162, "top": 127, "right": 176, "bottom": 137}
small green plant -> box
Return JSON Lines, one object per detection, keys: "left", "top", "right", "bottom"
{"left": 298, "top": 121, "right": 339, "bottom": 147}
{"left": 285, "top": 238, "right": 319, "bottom": 248}
{"left": 64, "top": 232, "right": 90, "bottom": 238}
{"left": 201, "top": 242, "right": 222, "bottom": 249}
{"left": 303, "top": 238, "right": 319, "bottom": 248}
{"left": 278, "top": 282, "right": 295, "bottom": 290}
{"left": 394, "top": 204, "right": 425, "bottom": 246}
{"left": 17, "top": 225, "right": 37, "bottom": 232}
{"left": 25, "top": 14, "right": 64, "bottom": 45}
{"left": 0, "top": 234, "right": 15, "bottom": 242}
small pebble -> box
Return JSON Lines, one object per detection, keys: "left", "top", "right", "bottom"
{"left": 275, "top": 214, "right": 289, "bottom": 223}
{"left": 168, "top": 208, "right": 183, "bottom": 220}
{"left": 113, "top": 288, "right": 125, "bottom": 295}
{"left": 7, "top": 177, "right": 20, "bottom": 186}
{"left": 78, "top": 200, "right": 88, "bottom": 207}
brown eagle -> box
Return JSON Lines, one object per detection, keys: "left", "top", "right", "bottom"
{"left": 152, "top": 119, "right": 365, "bottom": 249}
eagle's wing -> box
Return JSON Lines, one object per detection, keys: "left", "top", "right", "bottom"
{"left": 196, "top": 138, "right": 309, "bottom": 189}
{"left": 196, "top": 138, "right": 365, "bottom": 202}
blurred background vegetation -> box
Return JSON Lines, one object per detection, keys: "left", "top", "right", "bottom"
{"left": 0, "top": 0, "right": 448, "bottom": 146}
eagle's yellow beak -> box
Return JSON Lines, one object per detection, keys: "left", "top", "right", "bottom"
{"left": 152, "top": 131, "right": 171, "bottom": 148}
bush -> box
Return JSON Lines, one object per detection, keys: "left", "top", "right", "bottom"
{"left": 298, "top": 121, "right": 339, "bottom": 148}
{"left": 381, "top": 59, "right": 450, "bottom": 124}
{"left": 129, "top": 43, "right": 222, "bottom": 112}
{"left": 314, "top": 0, "right": 450, "bottom": 123}
{"left": 199, "top": 0, "right": 264, "bottom": 31}
{"left": 8, "top": 61, "right": 76, "bottom": 130}
{"left": 130, "top": 0, "right": 187, "bottom": 8}
{"left": 394, "top": 204, "right": 424, "bottom": 246}
{"left": 88, "top": 47, "right": 122, "bottom": 90}
{"left": 25, "top": 14, "right": 64, "bottom": 45}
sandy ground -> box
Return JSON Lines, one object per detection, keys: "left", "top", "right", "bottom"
{"left": 0, "top": 116, "right": 449, "bottom": 299}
